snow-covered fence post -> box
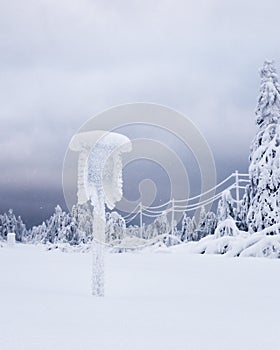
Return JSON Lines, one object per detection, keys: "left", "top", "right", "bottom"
{"left": 70, "top": 130, "right": 131, "bottom": 296}
{"left": 234, "top": 170, "right": 240, "bottom": 212}
{"left": 139, "top": 202, "right": 143, "bottom": 239}
{"left": 171, "top": 198, "right": 175, "bottom": 235}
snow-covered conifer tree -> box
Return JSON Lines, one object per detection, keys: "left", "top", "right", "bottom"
{"left": 203, "top": 211, "right": 217, "bottom": 236}
{"left": 15, "top": 216, "right": 27, "bottom": 242}
{"left": 181, "top": 213, "right": 195, "bottom": 242}
{"left": 195, "top": 206, "right": 207, "bottom": 240}
{"left": 72, "top": 201, "right": 93, "bottom": 242}
{"left": 153, "top": 212, "right": 170, "bottom": 236}
{"left": 217, "top": 190, "right": 235, "bottom": 222}
{"left": 247, "top": 60, "right": 280, "bottom": 232}
{"left": 236, "top": 185, "right": 251, "bottom": 231}
{"left": 45, "top": 205, "right": 70, "bottom": 243}
{"left": 30, "top": 221, "right": 47, "bottom": 243}
{"left": 105, "top": 211, "right": 126, "bottom": 243}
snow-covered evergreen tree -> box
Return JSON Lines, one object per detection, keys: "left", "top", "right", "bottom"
{"left": 181, "top": 213, "right": 195, "bottom": 241}
{"left": 30, "top": 221, "right": 47, "bottom": 243}
{"left": 144, "top": 223, "right": 154, "bottom": 240}
{"left": 247, "top": 60, "right": 280, "bottom": 232}
{"left": 63, "top": 218, "right": 82, "bottom": 245}
{"left": 44, "top": 205, "right": 71, "bottom": 244}
{"left": 236, "top": 185, "right": 251, "bottom": 231}
{"left": 105, "top": 211, "right": 126, "bottom": 242}
{"left": 153, "top": 212, "right": 170, "bottom": 236}
{"left": 195, "top": 206, "right": 207, "bottom": 240}
{"left": 15, "top": 215, "right": 27, "bottom": 242}
{"left": 217, "top": 190, "right": 235, "bottom": 222}
{"left": 72, "top": 201, "right": 93, "bottom": 242}
{"left": 126, "top": 225, "right": 140, "bottom": 238}
{"left": 203, "top": 211, "right": 217, "bottom": 236}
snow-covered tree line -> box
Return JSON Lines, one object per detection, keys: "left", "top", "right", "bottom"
{"left": 0, "top": 204, "right": 218, "bottom": 245}
{"left": 0, "top": 203, "right": 93, "bottom": 245}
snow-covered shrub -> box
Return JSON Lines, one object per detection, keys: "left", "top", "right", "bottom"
{"left": 240, "top": 236, "right": 280, "bottom": 258}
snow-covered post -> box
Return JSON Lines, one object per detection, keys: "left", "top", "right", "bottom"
{"left": 70, "top": 131, "right": 131, "bottom": 296}
{"left": 234, "top": 170, "right": 240, "bottom": 212}
{"left": 171, "top": 198, "right": 175, "bottom": 235}
{"left": 7, "top": 232, "right": 16, "bottom": 246}
{"left": 139, "top": 202, "right": 143, "bottom": 239}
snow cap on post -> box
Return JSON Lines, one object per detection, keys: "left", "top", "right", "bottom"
{"left": 69, "top": 130, "right": 111, "bottom": 152}
{"left": 69, "top": 130, "right": 132, "bottom": 211}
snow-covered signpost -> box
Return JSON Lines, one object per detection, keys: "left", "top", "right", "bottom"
{"left": 70, "top": 131, "right": 132, "bottom": 296}
{"left": 7, "top": 232, "right": 16, "bottom": 246}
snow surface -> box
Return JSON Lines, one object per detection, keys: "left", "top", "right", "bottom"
{"left": 177, "top": 221, "right": 280, "bottom": 258}
{"left": 0, "top": 244, "right": 279, "bottom": 349}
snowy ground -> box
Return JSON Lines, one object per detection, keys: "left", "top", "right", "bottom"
{"left": 0, "top": 245, "right": 279, "bottom": 350}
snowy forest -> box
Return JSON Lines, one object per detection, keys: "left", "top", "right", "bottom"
{"left": 1, "top": 60, "right": 280, "bottom": 256}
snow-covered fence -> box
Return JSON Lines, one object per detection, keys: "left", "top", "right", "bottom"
{"left": 122, "top": 171, "right": 250, "bottom": 233}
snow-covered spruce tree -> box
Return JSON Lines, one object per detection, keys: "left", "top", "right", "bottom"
{"left": 62, "top": 218, "right": 83, "bottom": 245}
{"left": 30, "top": 221, "right": 48, "bottom": 243}
{"left": 153, "top": 211, "right": 170, "bottom": 237}
{"left": 181, "top": 213, "right": 194, "bottom": 241}
{"left": 195, "top": 206, "right": 217, "bottom": 240}
{"left": 0, "top": 213, "right": 9, "bottom": 240}
{"left": 215, "top": 191, "right": 236, "bottom": 237}
{"left": 203, "top": 211, "right": 217, "bottom": 236}
{"left": 126, "top": 225, "right": 140, "bottom": 238}
{"left": 195, "top": 206, "right": 207, "bottom": 240}
{"left": 185, "top": 208, "right": 217, "bottom": 241}
{"left": 105, "top": 211, "right": 126, "bottom": 243}
{"left": 144, "top": 223, "right": 154, "bottom": 240}
{"left": 72, "top": 201, "right": 93, "bottom": 242}
{"left": 236, "top": 185, "right": 251, "bottom": 231}
{"left": 247, "top": 60, "right": 280, "bottom": 232}
{"left": 216, "top": 190, "right": 235, "bottom": 222}
{"left": 44, "top": 205, "right": 71, "bottom": 244}
{"left": 15, "top": 215, "right": 27, "bottom": 242}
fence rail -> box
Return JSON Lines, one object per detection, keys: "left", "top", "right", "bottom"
{"left": 122, "top": 171, "right": 250, "bottom": 232}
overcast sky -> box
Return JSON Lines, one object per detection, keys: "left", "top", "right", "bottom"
{"left": 1, "top": 0, "right": 280, "bottom": 226}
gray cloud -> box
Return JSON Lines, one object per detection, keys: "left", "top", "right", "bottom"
{"left": 0, "top": 0, "right": 279, "bottom": 225}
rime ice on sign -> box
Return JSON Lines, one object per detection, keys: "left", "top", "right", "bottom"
{"left": 86, "top": 132, "right": 132, "bottom": 220}
{"left": 69, "top": 130, "right": 131, "bottom": 296}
